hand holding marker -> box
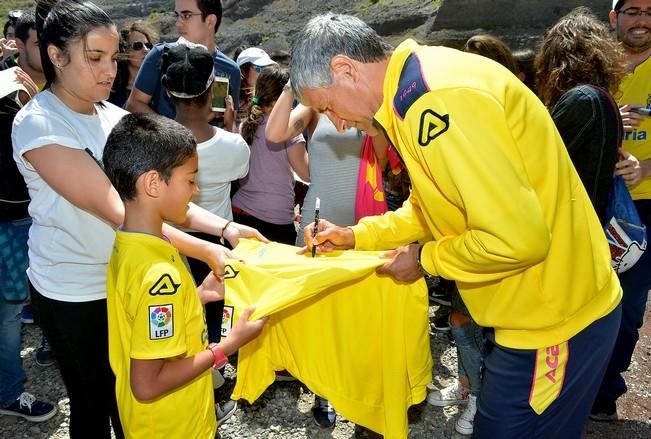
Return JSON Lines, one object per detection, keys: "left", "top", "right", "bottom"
{"left": 312, "top": 197, "right": 320, "bottom": 258}
{"left": 632, "top": 107, "right": 651, "bottom": 116}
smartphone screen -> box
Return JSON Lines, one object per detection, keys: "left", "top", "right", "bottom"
{"left": 211, "top": 77, "right": 229, "bottom": 112}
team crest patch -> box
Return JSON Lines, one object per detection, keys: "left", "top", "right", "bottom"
{"left": 149, "top": 304, "right": 174, "bottom": 340}
{"left": 221, "top": 306, "right": 234, "bottom": 337}
{"left": 418, "top": 109, "right": 449, "bottom": 146}
{"left": 149, "top": 273, "right": 180, "bottom": 296}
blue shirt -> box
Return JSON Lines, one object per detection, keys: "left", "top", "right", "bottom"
{"left": 134, "top": 42, "right": 241, "bottom": 118}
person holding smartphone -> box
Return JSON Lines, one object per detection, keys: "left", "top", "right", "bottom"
{"left": 125, "top": 0, "right": 240, "bottom": 122}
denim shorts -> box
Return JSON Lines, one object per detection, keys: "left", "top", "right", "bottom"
{"left": 0, "top": 218, "right": 31, "bottom": 302}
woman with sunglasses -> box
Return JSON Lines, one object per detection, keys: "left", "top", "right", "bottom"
{"left": 109, "top": 21, "right": 157, "bottom": 107}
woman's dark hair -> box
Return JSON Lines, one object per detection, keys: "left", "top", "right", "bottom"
{"left": 241, "top": 65, "right": 289, "bottom": 145}
{"left": 464, "top": 34, "right": 519, "bottom": 75}
{"left": 161, "top": 44, "right": 214, "bottom": 108}
{"left": 3, "top": 20, "right": 13, "bottom": 38}
{"left": 35, "top": 0, "right": 114, "bottom": 89}
{"left": 513, "top": 48, "right": 537, "bottom": 92}
{"left": 113, "top": 21, "right": 158, "bottom": 94}
{"left": 535, "top": 6, "right": 628, "bottom": 108}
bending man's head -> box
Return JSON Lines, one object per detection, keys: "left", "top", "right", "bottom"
{"left": 290, "top": 13, "right": 391, "bottom": 132}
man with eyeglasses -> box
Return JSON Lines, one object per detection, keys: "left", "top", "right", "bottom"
{"left": 590, "top": 0, "right": 651, "bottom": 422}
{"left": 126, "top": 0, "right": 240, "bottom": 121}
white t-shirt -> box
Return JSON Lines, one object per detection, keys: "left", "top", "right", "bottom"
{"left": 12, "top": 90, "right": 127, "bottom": 302}
{"left": 191, "top": 129, "right": 250, "bottom": 220}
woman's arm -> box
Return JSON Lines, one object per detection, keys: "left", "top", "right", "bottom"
{"left": 24, "top": 145, "right": 125, "bottom": 226}
{"left": 287, "top": 141, "right": 310, "bottom": 182}
{"left": 265, "top": 84, "right": 315, "bottom": 143}
{"left": 23, "top": 145, "right": 261, "bottom": 276}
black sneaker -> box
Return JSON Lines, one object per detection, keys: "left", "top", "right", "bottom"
{"left": 36, "top": 336, "right": 55, "bottom": 367}
{"left": 216, "top": 399, "right": 237, "bottom": 424}
{"left": 312, "top": 396, "right": 336, "bottom": 429}
{"left": 20, "top": 305, "right": 34, "bottom": 324}
{"left": 426, "top": 277, "right": 452, "bottom": 306}
{"left": 432, "top": 314, "right": 451, "bottom": 332}
{"left": 589, "top": 410, "right": 618, "bottom": 422}
{"left": 0, "top": 392, "right": 57, "bottom": 422}
{"left": 590, "top": 401, "right": 618, "bottom": 422}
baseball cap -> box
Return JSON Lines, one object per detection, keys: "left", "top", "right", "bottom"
{"left": 236, "top": 47, "right": 276, "bottom": 68}
{"left": 612, "top": 0, "right": 624, "bottom": 10}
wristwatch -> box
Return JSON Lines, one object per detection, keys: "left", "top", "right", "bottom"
{"left": 416, "top": 244, "right": 433, "bottom": 278}
{"left": 207, "top": 343, "right": 228, "bottom": 369}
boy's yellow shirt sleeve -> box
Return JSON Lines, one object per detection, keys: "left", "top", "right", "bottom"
{"left": 129, "top": 264, "right": 188, "bottom": 360}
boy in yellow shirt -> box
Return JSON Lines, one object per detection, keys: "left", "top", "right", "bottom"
{"left": 102, "top": 112, "right": 266, "bottom": 438}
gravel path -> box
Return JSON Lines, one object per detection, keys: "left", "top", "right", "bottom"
{"left": 2, "top": 303, "right": 649, "bottom": 438}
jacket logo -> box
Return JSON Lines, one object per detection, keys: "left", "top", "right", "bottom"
{"left": 223, "top": 265, "right": 239, "bottom": 279}
{"left": 149, "top": 274, "right": 180, "bottom": 296}
{"left": 418, "top": 109, "right": 449, "bottom": 146}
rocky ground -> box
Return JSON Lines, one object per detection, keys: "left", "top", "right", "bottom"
{"left": 1, "top": 301, "right": 649, "bottom": 439}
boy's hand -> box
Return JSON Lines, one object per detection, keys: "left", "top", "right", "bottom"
{"left": 223, "top": 222, "right": 270, "bottom": 247}
{"left": 219, "top": 306, "right": 267, "bottom": 356}
{"left": 197, "top": 272, "right": 225, "bottom": 304}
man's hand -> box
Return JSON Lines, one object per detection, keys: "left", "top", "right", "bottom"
{"left": 222, "top": 222, "right": 270, "bottom": 248}
{"left": 620, "top": 104, "right": 646, "bottom": 131}
{"left": 302, "top": 218, "right": 355, "bottom": 254}
{"left": 376, "top": 243, "right": 423, "bottom": 282}
{"left": 615, "top": 148, "right": 650, "bottom": 186}
{"left": 197, "top": 272, "right": 225, "bottom": 304}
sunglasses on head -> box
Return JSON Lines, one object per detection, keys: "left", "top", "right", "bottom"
{"left": 131, "top": 41, "right": 153, "bottom": 51}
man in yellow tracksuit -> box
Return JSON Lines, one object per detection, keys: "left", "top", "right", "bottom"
{"left": 290, "top": 13, "right": 622, "bottom": 438}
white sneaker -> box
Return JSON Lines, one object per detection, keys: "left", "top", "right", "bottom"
{"left": 427, "top": 381, "right": 469, "bottom": 407}
{"left": 455, "top": 394, "right": 477, "bottom": 435}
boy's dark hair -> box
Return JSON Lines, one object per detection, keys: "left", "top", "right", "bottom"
{"left": 14, "top": 11, "right": 36, "bottom": 43}
{"left": 196, "top": 0, "right": 222, "bottom": 35}
{"left": 36, "top": 0, "right": 114, "bottom": 89}
{"left": 161, "top": 44, "right": 214, "bottom": 108}
{"left": 103, "top": 113, "right": 197, "bottom": 201}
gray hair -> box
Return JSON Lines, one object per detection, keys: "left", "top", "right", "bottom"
{"left": 290, "top": 13, "right": 392, "bottom": 99}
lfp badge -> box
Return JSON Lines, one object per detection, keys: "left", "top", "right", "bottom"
{"left": 149, "top": 305, "right": 173, "bottom": 340}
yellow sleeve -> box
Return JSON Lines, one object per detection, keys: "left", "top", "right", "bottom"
{"left": 400, "top": 87, "right": 551, "bottom": 283}
{"left": 352, "top": 194, "right": 432, "bottom": 250}
{"left": 130, "top": 264, "right": 188, "bottom": 359}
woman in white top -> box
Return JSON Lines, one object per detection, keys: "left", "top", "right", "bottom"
{"left": 12, "top": 1, "right": 263, "bottom": 437}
